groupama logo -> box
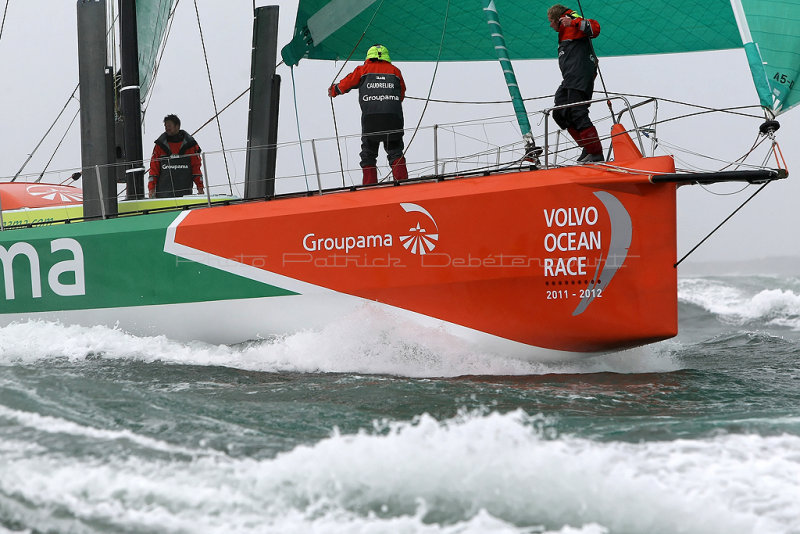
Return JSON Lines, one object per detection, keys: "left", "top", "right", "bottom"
{"left": 300, "top": 203, "right": 439, "bottom": 256}
{"left": 398, "top": 203, "right": 439, "bottom": 255}
{"left": 26, "top": 185, "right": 83, "bottom": 203}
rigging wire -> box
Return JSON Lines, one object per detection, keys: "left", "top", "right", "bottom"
{"left": 406, "top": 91, "right": 763, "bottom": 121}
{"left": 657, "top": 135, "right": 772, "bottom": 172}
{"left": 36, "top": 109, "right": 81, "bottom": 183}
{"left": 575, "top": 0, "right": 613, "bottom": 119}
{"left": 392, "top": 0, "right": 451, "bottom": 181}
{"left": 330, "top": 86, "right": 347, "bottom": 187}
{"left": 327, "top": 0, "right": 386, "bottom": 187}
{"left": 604, "top": 93, "right": 763, "bottom": 120}
{"left": 692, "top": 131, "right": 779, "bottom": 196}
{"left": 0, "top": 0, "right": 9, "bottom": 44}
{"left": 193, "top": 0, "right": 233, "bottom": 195}
{"left": 192, "top": 87, "right": 249, "bottom": 135}
{"left": 639, "top": 106, "right": 762, "bottom": 128}
{"left": 108, "top": 5, "right": 119, "bottom": 117}
{"left": 190, "top": 53, "right": 317, "bottom": 139}
{"left": 675, "top": 181, "right": 773, "bottom": 267}
{"left": 405, "top": 94, "right": 551, "bottom": 105}
{"left": 290, "top": 67, "right": 311, "bottom": 191}
{"left": 12, "top": 84, "right": 80, "bottom": 182}
{"left": 720, "top": 131, "right": 767, "bottom": 171}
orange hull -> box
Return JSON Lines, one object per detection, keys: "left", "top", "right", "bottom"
{"left": 171, "top": 154, "right": 678, "bottom": 354}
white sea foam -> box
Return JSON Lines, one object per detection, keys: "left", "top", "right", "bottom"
{"left": 679, "top": 278, "right": 800, "bottom": 329}
{"left": 0, "top": 318, "right": 682, "bottom": 377}
{"left": 0, "top": 410, "right": 796, "bottom": 533}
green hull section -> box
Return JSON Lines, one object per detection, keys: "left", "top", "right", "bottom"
{"left": 0, "top": 211, "right": 295, "bottom": 314}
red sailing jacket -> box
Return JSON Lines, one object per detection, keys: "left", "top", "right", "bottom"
{"left": 334, "top": 59, "right": 406, "bottom": 116}
{"left": 556, "top": 10, "right": 601, "bottom": 92}
{"left": 557, "top": 9, "right": 600, "bottom": 43}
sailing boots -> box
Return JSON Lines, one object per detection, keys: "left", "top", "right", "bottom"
{"left": 362, "top": 166, "right": 378, "bottom": 185}
{"left": 363, "top": 159, "right": 407, "bottom": 185}
{"left": 391, "top": 157, "right": 408, "bottom": 181}
{"left": 569, "top": 126, "right": 604, "bottom": 163}
{"left": 576, "top": 126, "right": 604, "bottom": 163}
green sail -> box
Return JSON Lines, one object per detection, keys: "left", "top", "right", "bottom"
{"left": 281, "top": 0, "right": 800, "bottom": 116}
{"left": 738, "top": 0, "right": 800, "bottom": 114}
{"left": 136, "top": 0, "right": 175, "bottom": 102}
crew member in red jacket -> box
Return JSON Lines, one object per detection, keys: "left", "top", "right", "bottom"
{"left": 328, "top": 44, "right": 408, "bottom": 185}
{"left": 548, "top": 4, "right": 603, "bottom": 163}
{"left": 148, "top": 114, "right": 204, "bottom": 198}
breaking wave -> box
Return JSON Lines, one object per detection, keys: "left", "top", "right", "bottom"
{"left": 1, "top": 409, "right": 796, "bottom": 534}
{"left": 678, "top": 276, "right": 800, "bottom": 329}
{"left": 0, "top": 316, "right": 682, "bottom": 377}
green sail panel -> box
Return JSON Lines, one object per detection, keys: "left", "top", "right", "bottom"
{"left": 282, "top": 0, "right": 800, "bottom": 116}
{"left": 282, "top": 0, "right": 742, "bottom": 65}
{"left": 137, "top": 0, "right": 175, "bottom": 102}
{"left": 739, "top": 0, "right": 800, "bottom": 114}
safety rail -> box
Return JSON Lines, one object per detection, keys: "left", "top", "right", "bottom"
{"left": 542, "top": 94, "right": 645, "bottom": 168}
{"left": 0, "top": 97, "right": 646, "bottom": 231}
{"left": 4, "top": 91, "right": 775, "bottom": 232}
{"left": 615, "top": 97, "right": 659, "bottom": 158}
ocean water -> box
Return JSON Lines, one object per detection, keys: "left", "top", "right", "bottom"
{"left": 1, "top": 274, "right": 799, "bottom": 534}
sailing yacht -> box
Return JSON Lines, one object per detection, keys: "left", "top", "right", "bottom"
{"left": 0, "top": 1, "right": 793, "bottom": 361}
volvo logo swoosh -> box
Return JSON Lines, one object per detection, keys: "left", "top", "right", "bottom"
{"left": 572, "top": 191, "right": 632, "bottom": 316}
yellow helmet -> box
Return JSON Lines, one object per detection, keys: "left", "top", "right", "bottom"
{"left": 366, "top": 44, "right": 391, "bottom": 63}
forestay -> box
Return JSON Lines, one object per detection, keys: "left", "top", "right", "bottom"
{"left": 281, "top": 0, "right": 800, "bottom": 116}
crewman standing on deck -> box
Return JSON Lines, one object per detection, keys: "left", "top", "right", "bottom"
{"left": 328, "top": 44, "right": 408, "bottom": 185}
{"left": 548, "top": 4, "right": 604, "bottom": 163}
{"left": 148, "top": 114, "right": 204, "bottom": 198}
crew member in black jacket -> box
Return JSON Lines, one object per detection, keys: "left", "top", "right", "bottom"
{"left": 548, "top": 4, "right": 603, "bottom": 163}
{"left": 329, "top": 44, "right": 408, "bottom": 184}
{"left": 148, "top": 114, "right": 204, "bottom": 198}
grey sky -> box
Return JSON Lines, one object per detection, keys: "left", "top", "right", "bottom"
{"left": 1, "top": 0, "right": 797, "bottom": 264}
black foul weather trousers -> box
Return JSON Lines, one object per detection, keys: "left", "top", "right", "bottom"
{"left": 360, "top": 113, "right": 404, "bottom": 168}
{"left": 553, "top": 86, "right": 594, "bottom": 131}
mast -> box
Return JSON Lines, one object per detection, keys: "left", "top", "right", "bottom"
{"left": 77, "top": 0, "right": 118, "bottom": 218}
{"left": 118, "top": 0, "right": 145, "bottom": 199}
{"left": 244, "top": 6, "right": 281, "bottom": 199}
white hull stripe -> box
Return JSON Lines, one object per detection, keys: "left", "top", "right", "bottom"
{"left": 164, "top": 211, "right": 330, "bottom": 296}
{"left": 160, "top": 212, "right": 583, "bottom": 360}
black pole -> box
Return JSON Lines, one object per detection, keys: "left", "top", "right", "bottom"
{"left": 77, "top": 0, "right": 118, "bottom": 218}
{"left": 245, "top": 6, "right": 280, "bottom": 199}
{"left": 118, "top": 0, "right": 145, "bottom": 199}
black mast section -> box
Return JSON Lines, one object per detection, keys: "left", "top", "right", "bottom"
{"left": 244, "top": 6, "right": 280, "bottom": 199}
{"left": 118, "top": 0, "right": 145, "bottom": 199}
{"left": 77, "top": 0, "right": 118, "bottom": 218}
